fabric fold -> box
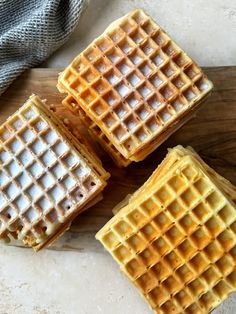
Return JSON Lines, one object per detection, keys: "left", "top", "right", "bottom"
{"left": 0, "top": 0, "right": 87, "bottom": 95}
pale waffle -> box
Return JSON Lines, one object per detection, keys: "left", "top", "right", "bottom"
{"left": 0, "top": 95, "right": 109, "bottom": 251}
{"left": 58, "top": 9, "right": 213, "bottom": 163}
{"left": 48, "top": 97, "right": 103, "bottom": 168}
{"left": 96, "top": 146, "right": 236, "bottom": 314}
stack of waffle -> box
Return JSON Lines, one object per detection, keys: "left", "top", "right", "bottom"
{"left": 58, "top": 9, "right": 213, "bottom": 167}
{"left": 0, "top": 95, "right": 109, "bottom": 251}
{"left": 96, "top": 146, "right": 236, "bottom": 313}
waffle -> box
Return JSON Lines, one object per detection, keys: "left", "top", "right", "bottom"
{"left": 58, "top": 9, "right": 213, "bottom": 164}
{"left": 49, "top": 97, "right": 103, "bottom": 167}
{"left": 62, "top": 94, "right": 196, "bottom": 166}
{"left": 96, "top": 146, "right": 236, "bottom": 314}
{"left": 62, "top": 95, "right": 131, "bottom": 167}
{"left": 0, "top": 95, "right": 109, "bottom": 251}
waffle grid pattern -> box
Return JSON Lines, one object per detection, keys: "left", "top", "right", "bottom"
{"left": 59, "top": 9, "right": 212, "bottom": 160}
{"left": 48, "top": 98, "right": 109, "bottom": 172}
{"left": 62, "top": 95, "right": 131, "bottom": 167}
{"left": 0, "top": 98, "right": 104, "bottom": 247}
{"left": 97, "top": 156, "right": 236, "bottom": 313}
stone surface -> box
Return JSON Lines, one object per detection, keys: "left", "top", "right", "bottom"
{"left": 0, "top": 244, "right": 236, "bottom": 314}
{"left": 1, "top": 0, "right": 236, "bottom": 313}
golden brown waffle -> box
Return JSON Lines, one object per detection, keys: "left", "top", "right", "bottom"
{"left": 62, "top": 95, "right": 131, "bottom": 167}
{"left": 96, "top": 146, "right": 236, "bottom": 314}
{"left": 62, "top": 94, "right": 196, "bottom": 166}
{"left": 58, "top": 9, "right": 213, "bottom": 164}
{"left": 0, "top": 95, "right": 109, "bottom": 251}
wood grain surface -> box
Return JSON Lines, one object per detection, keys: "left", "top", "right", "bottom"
{"left": 0, "top": 67, "right": 236, "bottom": 252}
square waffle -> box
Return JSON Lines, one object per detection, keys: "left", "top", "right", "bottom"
{"left": 96, "top": 146, "right": 236, "bottom": 313}
{"left": 0, "top": 95, "right": 109, "bottom": 251}
{"left": 58, "top": 9, "right": 213, "bottom": 164}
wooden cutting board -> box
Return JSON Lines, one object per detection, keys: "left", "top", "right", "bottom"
{"left": 0, "top": 67, "right": 236, "bottom": 252}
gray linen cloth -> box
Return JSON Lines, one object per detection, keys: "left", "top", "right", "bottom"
{"left": 0, "top": 0, "right": 87, "bottom": 95}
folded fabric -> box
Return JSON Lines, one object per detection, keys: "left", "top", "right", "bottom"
{"left": 0, "top": 0, "right": 87, "bottom": 96}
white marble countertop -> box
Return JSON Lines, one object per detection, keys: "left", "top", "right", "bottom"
{"left": 1, "top": 0, "right": 236, "bottom": 313}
